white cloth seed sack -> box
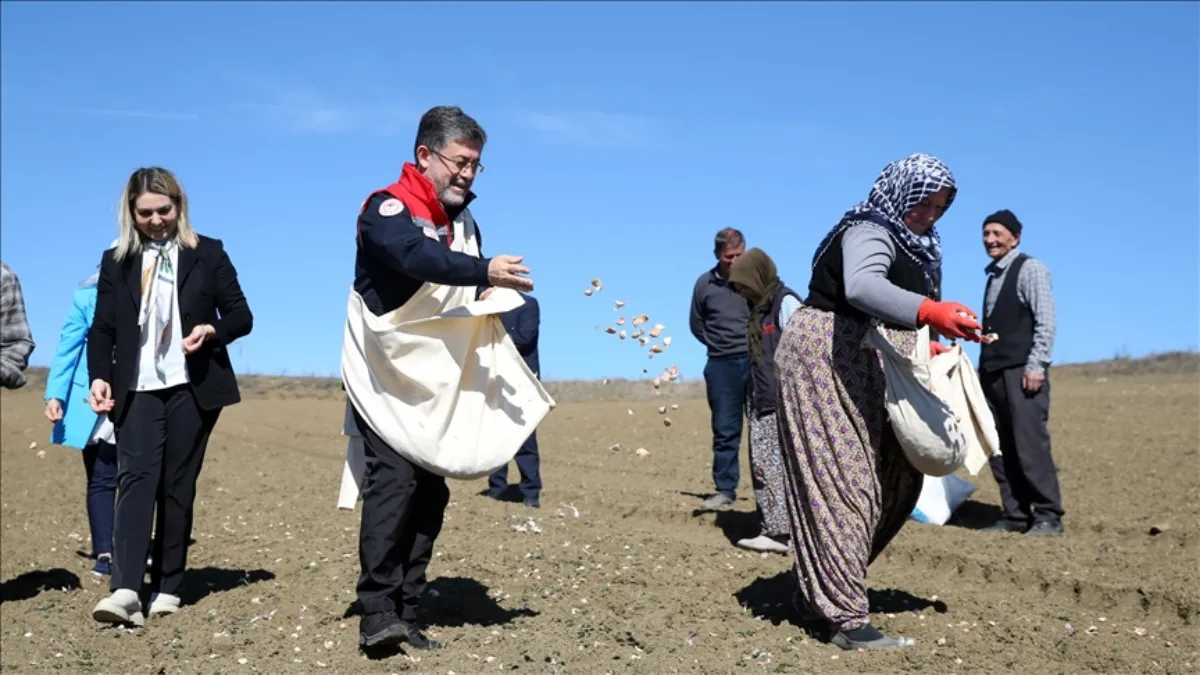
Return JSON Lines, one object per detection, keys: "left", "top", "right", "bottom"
{"left": 338, "top": 215, "right": 555, "bottom": 487}
{"left": 863, "top": 325, "right": 968, "bottom": 477}
{"left": 928, "top": 342, "right": 1002, "bottom": 476}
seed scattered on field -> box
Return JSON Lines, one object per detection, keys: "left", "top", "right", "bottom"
{"left": 658, "top": 406, "right": 667, "bottom": 414}
{"left": 29, "top": 441, "right": 37, "bottom": 450}
{"left": 36, "top": 450, "right": 46, "bottom": 459}
{"left": 635, "top": 448, "right": 649, "bottom": 458}
{"left": 663, "top": 418, "right": 672, "bottom": 427}
{"left": 671, "top": 404, "right": 679, "bottom": 410}
{"left": 609, "top": 444, "right": 621, "bottom": 451}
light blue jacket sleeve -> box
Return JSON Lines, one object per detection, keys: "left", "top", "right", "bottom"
{"left": 44, "top": 290, "right": 91, "bottom": 403}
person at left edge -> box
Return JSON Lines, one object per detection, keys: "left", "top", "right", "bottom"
{"left": 88, "top": 167, "right": 254, "bottom": 628}
{"left": 351, "top": 105, "right": 533, "bottom": 654}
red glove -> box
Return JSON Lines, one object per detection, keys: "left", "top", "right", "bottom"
{"left": 929, "top": 341, "right": 951, "bottom": 358}
{"left": 917, "top": 299, "right": 983, "bottom": 342}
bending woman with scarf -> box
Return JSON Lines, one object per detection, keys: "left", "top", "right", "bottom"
{"left": 727, "top": 248, "right": 801, "bottom": 555}
{"left": 88, "top": 167, "right": 253, "bottom": 627}
{"left": 776, "top": 153, "right": 982, "bottom": 650}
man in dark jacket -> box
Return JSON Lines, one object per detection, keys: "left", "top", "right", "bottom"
{"left": 689, "top": 227, "right": 750, "bottom": 511}
{"left": 486, "top": 293, "right": 542, "bottom": 508}
{"left": 350, "top": 106, "right": 533, "bottom": 653}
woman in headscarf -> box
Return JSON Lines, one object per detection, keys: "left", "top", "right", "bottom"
{"left": 776, "top": 153, "right": 982, "bottom": 650}
{"left": 42, "top": 243, "right": 120, "bottom": 577}
{"left": 726, "top": 248, "right": 802, "bottom": 555}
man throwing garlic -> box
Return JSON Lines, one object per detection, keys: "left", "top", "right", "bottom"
{"left": 342, "top": 106, "right": 536, "bottom": 653}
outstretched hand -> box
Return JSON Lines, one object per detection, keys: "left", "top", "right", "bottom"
{"left": 917, "top": 300, "right": 982, "bottom": 342}
{"left": 487, "top": 255, "right": 534, "bottom": 292}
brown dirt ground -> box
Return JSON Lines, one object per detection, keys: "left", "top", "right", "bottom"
{"left": 2, "top": 363, "right": 1198, "bottom": 674}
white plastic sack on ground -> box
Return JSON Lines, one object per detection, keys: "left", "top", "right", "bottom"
{"left": 910, "top": 473, "right": 978, "bottom": 525}
{"left": 929, "top": 343, "right": 1002, "bottom": 476}
{"left": 338, "top": 213, "right": 555, "bottom": 489}
{"left": 863, "top": 325, "right": 968, "bottom": 477}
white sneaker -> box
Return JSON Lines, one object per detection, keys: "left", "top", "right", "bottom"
{"left": 93, "top": 589, "right": 144, "bottom": 627}
{"left": 735, "top": 534, "right": 791, "bottom": 554}
{"left": 148, "top": 592, "right": 182, "bottom": 617}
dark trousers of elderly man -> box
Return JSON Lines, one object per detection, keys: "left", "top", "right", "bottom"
{"left": 978, "top": 210, "right": 1064, "bottom": 537}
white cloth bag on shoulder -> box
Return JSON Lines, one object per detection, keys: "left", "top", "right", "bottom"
{"left": 338, "top": 214, "right": 555, "bottom": 492}
{"left": 863, "top": 325, "right": 968, "bottom": 477}
{"left": 928, "top": 343, "right": 1002, "bottom": 476}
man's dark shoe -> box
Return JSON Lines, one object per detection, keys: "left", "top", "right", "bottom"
{"left": 523, "top": 495, "right": 540, "bottom": 509}
{"left": 359, "top": 610, "right": 407, "bottom": 649}
{"left": 981, "top": 518, "right": 1028, "bottom": 534}
{"left": 1025, "top": 519, "right": 1065, "bottom": 537}
{"left": 401, "top": 622, "right": 441, "bottom": 650}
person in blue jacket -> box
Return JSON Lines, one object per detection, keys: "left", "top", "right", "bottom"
{"left": 486, "top": 292, "right": 542, "bottom": 508}
{"left": 43, "top": 252, "right": 119, "bottom": 577}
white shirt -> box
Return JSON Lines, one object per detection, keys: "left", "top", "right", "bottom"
{"left": 133, "top": 244, "right": 189, "bottom": 391}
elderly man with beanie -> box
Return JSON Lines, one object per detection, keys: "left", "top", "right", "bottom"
{"left": 727, "top": 248, "right": 801, "bottom": 554}
{"left": 978, "top": 209, "right": 1064, "bottom": 536}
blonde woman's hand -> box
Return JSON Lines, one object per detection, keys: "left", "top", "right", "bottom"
{"left": 44, "top": 399, "right": 63, "bottom": 423}
{"left": 90, "top": 380, "right": 114, "bottom": 414}
{"left": 183, "top": 324, "right": 216, "bottom": 354}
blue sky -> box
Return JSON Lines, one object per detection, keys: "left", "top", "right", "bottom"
{"left": 2, "top": 1, "right": 1196, "bottom": 382}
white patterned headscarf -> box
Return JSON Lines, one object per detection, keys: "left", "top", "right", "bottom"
{"left": 812, "top": 153, "right": 957, "bottom": 287}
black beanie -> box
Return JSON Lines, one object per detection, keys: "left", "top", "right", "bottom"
{"left": 984, "top": 209, "right": 1022, "bottom": 237}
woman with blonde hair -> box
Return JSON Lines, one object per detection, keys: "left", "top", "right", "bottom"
{"left": 88, "top": 167, "right": 253, "bottom": 627}
{"left": 776, "top": 154, "right": 982, "bottom": 650}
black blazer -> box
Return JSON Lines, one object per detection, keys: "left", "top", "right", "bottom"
{"left": 87, "top": 235, "right": 254, "bottom": 425}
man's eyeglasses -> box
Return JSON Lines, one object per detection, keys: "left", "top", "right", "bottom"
{"left": 432, "top": 150, "right": 484, "bottom": 175}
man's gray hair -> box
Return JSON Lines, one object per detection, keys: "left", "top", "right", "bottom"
{"left": 413, "top": 105, "right": 487, "bottom": 159}
{"left": 714, "top": 227, "right": 745, "bottom": 255}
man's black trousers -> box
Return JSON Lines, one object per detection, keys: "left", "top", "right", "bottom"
{"left": 352, "top": 408, "right": 450, "bottom": 621}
